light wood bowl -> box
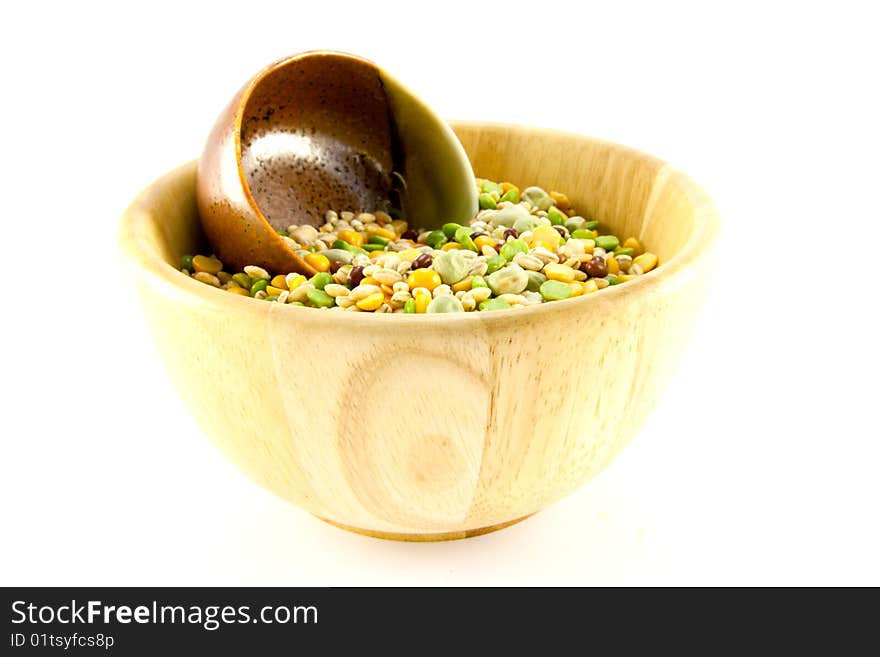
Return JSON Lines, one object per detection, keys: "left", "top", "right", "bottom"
{"left": 120, "top": 122, "right": 718, "bottom": 541}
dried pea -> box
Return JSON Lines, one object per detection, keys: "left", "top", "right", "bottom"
{"left": 522, "top": 186, "right": 553, "bottom": 211}
{"left": 193, "top": 255, "right": 223, "bottom": 275}
{"left": 513, "top": 215, "right": 541, "bottom": 234}
{"left": 426, "top": 230, "right": 448, "bottom": 248}
{"left": 304, "top": 253, "right": 331, "bottom": 272}
{"left": 548, "top": 207, "right": 567, "bottom": 226}
{"left": 487, "top": 264, "right": 529, "bottom": 295}
{"left": 485, "top": 255, "right": 507, "bottom": 274}
{"left": 232, "top": 273, "right": 252, "bottom": 290}
{"left": 480, "top": 181, "right": 504, "bottom": 196}
{"left": 478, "top": 193, "right": 497, "bottom": 210}
{"left": 250, "top": 279, "right": 268, "bottom": 296}
{"left": 489, "top": 204, "right": 531, "bottom": 228}
{"left": 433, "top": 250, "right": 470, "bottom": 285}
{"left": 307, "top": 288, "right": 335, "bottom": 308}
{"left": 500, "top": 188, "right": 520, "bottom": 204}
{"left": 183, "top": 176, "right": 657, "bottom": 314}
{"left": 479, "top": 298, "right": 511, "bottom": 311}
{"left": 595, "top": 235, "right": 619, "bottom": 251}
{"left": 633, "top": 252, "right": 658, "bottom": 273}
{"left": 500, "top": 239, "right": 529, "bottom": 261}
{"left": 442, "top": 223, "right": 464, "bottom": 239}
{"left": 427, "top": 295, "right": 464, "bottom": 313}
{"left": 539, "top": 280, "right": 572, "bottom": 300}
{"left": 312, "top": 272, "right": 333, "bottom": 290}
{"left": 454, "top": 226, "right": 478, "bottom": 252}
{"left": 332, "top": 240, "right": 367, "bottom": 256}
{"left": 526, "top": 270, "right": 547, "bottom": 292}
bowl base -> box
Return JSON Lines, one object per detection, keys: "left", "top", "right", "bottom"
{"left": 315, "top": 514, "right": 534, "bottom": 542}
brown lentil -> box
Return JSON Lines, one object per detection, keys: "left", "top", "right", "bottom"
{"left": 412, "top": 253, "right": 433, "bottom": 270}
{"left": 348, "top": 266, "right": 365, "bottom": 287}
{"left": 583, "top": 256, "right": 608, "bottom": 278}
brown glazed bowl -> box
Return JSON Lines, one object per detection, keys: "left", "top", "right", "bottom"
{"left": 197, "top": 51, "right": 477, "bottom": 276}
{"left": 121, "top": 123, "right": 718, "bottom": 541}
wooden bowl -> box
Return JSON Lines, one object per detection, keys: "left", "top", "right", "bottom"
{"left": 120, "top": 123, "right": 719, "bottom": 541}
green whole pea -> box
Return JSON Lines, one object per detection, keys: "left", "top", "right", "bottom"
{"left": 485, "top": 255, "right": 507, "bottom": 274}
{"left": 265, "top": 295, "right": 279, "bottom": 302}
{"left": 500, "top": 188, "right": 520, "bottom": 204}
{"left": 479, "top": 298, "right": 511, "bottom": 311}
{"left": 547, "top": 207, "right": 566, "bottom": 226}
{"left": 368, "top": 235, "right": 390, "bottom": 246}
{"left": 442, "top": 223, "right": 464, "bottom": 239}
{"left": 605, "top": 274, "right": 620, "bottom": 285}
{"left": 478, "top": 193, "right": 497, "bottom": 210}
{"left": 311, "top": 272, "right": 333, "bottom": 290}
{"left": 500, "top": 239, "right": 529, "bottom": 261}
{"left": 571, "top": 229, "right": 597, "bottom": 240}
{"left": 306, "top": 288, "right": 335, "bottom": 308}
{"left": 362, "top": 243, "right": 385, "bottom": 252}
{"left": 584, "top": 220, "right": 601, "bottom": 231}
{"left": 454, "top": 226, "right": 478, "bottom": 252}
{"left": 404, "top": 298, "right": 416, "bottom": 313}
{"left": 614, "top": 247, "right": 634, "bottom": 257}
{"left": 332, "top": 239, "right": 367, "bottom": 256}
{"left": 596, "top": 235, "right": 620, "bottom": 251}
{"left": 539, "top": 279, "right": 572, "bottom": 301}
{"left": 233, "top": 272, "right": 252, "bottom": 290}
{"left": 250, "top": 279, "right": 268, "bottom": 296}
{"left": 180, "top": 254, "right": 194, "bottom": 271}
{"left": 426, "top": 230, "right": 448, "bottom": 248}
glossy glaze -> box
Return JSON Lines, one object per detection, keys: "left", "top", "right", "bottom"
{"left": 197, "top": 51, "right": 477, "bottom": 276}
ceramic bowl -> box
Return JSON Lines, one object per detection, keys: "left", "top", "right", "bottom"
{"left": 197, "top": 50, "right": 477, "bottom": 276}
{"left": 120, "top": 122, "right": 718, "bottom": 541}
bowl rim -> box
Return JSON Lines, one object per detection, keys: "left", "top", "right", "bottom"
{"left": 121, "top": 121, "right": 719, "bottom": 328}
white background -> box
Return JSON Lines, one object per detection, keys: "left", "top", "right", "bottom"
{"left": 1, "top": 1, "right": 877, "bottom": 585}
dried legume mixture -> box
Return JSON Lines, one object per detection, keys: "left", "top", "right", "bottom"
{"left": 181, "top": 179, "right": 659, "bottom": 313}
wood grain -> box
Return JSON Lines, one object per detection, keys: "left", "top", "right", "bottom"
{"left": 119, "top": 122, "right": 719, "bottom": 540}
